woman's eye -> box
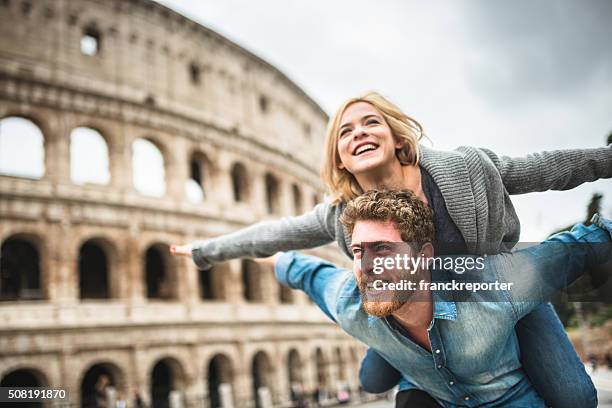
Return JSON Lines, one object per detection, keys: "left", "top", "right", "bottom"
{"left": 339, "top": 128, "right": 351, "bottom": 138}
{"left": 366, "top": 119, "right": 379, "bottom": 125}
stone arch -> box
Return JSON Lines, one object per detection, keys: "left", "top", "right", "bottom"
{"left": 264, "top": 172, "right": 280, "bottom": 214}
{"left": 1, "top": 366, "right": 49, "bottom": 386}
{"left": 313, "top": 347, "right": 328, "bottom": 390}
{"left": 206, "top": 353, "right": 234, "bottom": 408}
{"left": 230, "top": 162, "right": 249, "bottom": 203}
{"left": 70, "top": 126, "right": 111, "bottom": 185}
{"left": 241, "top": 259, "right": 263, "bottom": 302}
{"left": 334, "top": 346, "right": 346, "bottom": 382}
{"left": 132, "top": 137, "right": 167, "bottom": 197}
{"left": 185, "top": 149, "right": 212, "bottom": 203}
{"left": 287, "top": 348, "right": 303, "bottom": 403}
{"left": 0, "top": 233, "right": 44, "bottom": 301}
{"left": 199, "top": 262, "right": 227, "bottom": 301}
{"left": 78, "top": 361, "right": 126, "bottom": 408}
{"left": 143, "top": 242, "right": 177, "bottom": 300}
{"left": 149, "top": 356, "right": 187, "bottom": 408}
{"left": 251, "top": 350, "right": 274, "bottom": 408}
{"left": 312, "top": 192, "right": 321, "bottom": 207}
{"left": 279, "top": 279, "right": 293, "bottom": 304}
{"left": 291, "top": 183, "right": 303, "bottom": 215}
{"left": 77, "top": 237, "right": 118, "bottom": 300}
{"left": 80, "top": 23, "right": 102, "bottom": 56}
{"left": 0, "top": 116, "right": 45, "bottom": 179}
{"left": 1, "top": 367, "right": 48, "bottom": 407}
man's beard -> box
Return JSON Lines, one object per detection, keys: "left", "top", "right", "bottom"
{"left": 357, "top": 277, "right": 406, "bottom": 317}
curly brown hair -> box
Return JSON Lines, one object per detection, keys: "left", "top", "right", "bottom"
{"left": 340, "top": 189, "right": 435, "bottom": 248}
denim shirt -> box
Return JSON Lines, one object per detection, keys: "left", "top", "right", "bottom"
{"left": 275, "top": 215, "right": 612, "bottom": 407}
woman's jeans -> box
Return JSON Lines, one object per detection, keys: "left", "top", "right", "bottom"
{"left": 359, "top": 303, "right": 597, "bottom": 408}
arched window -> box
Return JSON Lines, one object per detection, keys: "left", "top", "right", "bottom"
{"left": 199, "top": 263, "right": 226, "bottom": 301}
{"left": 279, "top": 282, "right": 293, "bottom": 304}
{"left": 292, "top": 184, "right": 302, "bottom": 215}
{"left": 81, "top": 26, "right": 101, "bottom": 56}
{"left": 259, "top": 95, "right": 269, "bottom": 113}
{"left": 1, "top": 368, "right": 47, "bottom": 408}
{"left": 264, "top": 173, "right": 280, "bottom": 214}
{"left": 80, "top": 363, "right": 125, "bottom": 408}
{"left": 287, "top": 349, "right": 302, "bottom": 396}
{"left": 189, "top": 62, "right": 201, "bottom": 85}
{"left": 230, "top": 163, "right": 248, "bottom": 203}
{"left": 150, "top": 358, "right": 185, "bottom": 408}
{"left": 185, "top": 152, "right": 209, "bottom": 203}
{"left": 312, "top": 193, "right": 320, "bottom": 207}
{"left": 144, "top": 244, "right": 176, "bottom": 300}
{"left": 208, "top": 354, "right": 234, "bottom": 408}
{"left": 70, "top": 127, "right": 110, "bottom": 185}
{"left": 79, "top": 240, "right": 110, "bottom": 299}
{"left": 0, "top": 236, "right": 42, "bottom": 301}
{"left": 335, "top": 347, "right": 346, "bottom": 381}
{"left": 241, "top": 260, "right": 262, "bottom": 302}
{"left": 132, "top": 138, "right": 166, "bottom": 197}
{"left": 252, "top": 352, "right": 273, "bottom": 408}
{"left": 0, "top": 116, "right": 45, "bottom": 179}
{"left": 314, "top": 348, "right": 327, "bottom": 389}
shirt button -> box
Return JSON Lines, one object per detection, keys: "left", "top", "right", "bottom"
{"left": 437, "top": 364, "right": 442, "bottom": 369}
{"left": 449, "top": 381, "right": 454, "bottom": 385}
{"left": 464, "top": 396, "right": 470, "bottom": 401}
{"left": 435, "top": 349, "right": 441, "bottom": 354}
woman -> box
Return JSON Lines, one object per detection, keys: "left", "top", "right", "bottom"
{"left": 172, "top": 92, "right": 611, "bottom": 407}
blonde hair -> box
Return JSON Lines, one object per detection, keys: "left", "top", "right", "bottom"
{"left": 321, "top": 91, "right": 425, "bottom": 204}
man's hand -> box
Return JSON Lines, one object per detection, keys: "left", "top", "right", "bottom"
{"left": 255, "top": 252, "right": 284, "bottom": 269}
{"left": 170, "top": 244, "right": 192, "bottom": 257}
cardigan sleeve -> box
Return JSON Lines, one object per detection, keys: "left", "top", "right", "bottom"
{"left": 191, "top": 203, "right": 338, "bottom": 270}
{"left": 476, "top": 145, "right": 612, "bottom": 195}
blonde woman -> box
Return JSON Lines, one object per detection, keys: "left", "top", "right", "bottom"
{"left": 172, "top": 92, "right": 611, "bottom": 407}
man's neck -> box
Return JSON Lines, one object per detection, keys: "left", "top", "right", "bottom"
{"left": 391, "top": 289, "right": 433, "bottom": 331}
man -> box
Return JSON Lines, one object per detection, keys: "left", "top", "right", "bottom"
{"left": 261, "top": 189, "right": 611, "bottom": 407}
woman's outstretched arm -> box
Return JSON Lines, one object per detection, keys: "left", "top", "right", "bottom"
{"left": 171, "top": 203, "right": 342, "bottom": 269}
{"left": 476, "top": 145, "right": 612, "bottom": 195}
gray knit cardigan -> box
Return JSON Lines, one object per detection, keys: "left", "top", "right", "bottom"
{"left": 192, "top": 145, "right": 612, "bottom": 269}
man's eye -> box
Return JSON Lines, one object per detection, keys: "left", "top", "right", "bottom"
{"left": 375, "top": 244, "right": 392, "bottom": 253}
{"left": 352, "top": 248, "right": 362, "bottom": 256}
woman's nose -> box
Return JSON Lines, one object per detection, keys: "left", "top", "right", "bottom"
{"left": 352, "top": 125, "right": 367, "bottom": 139}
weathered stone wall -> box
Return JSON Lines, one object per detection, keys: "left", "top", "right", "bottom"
{"left": 0, "top": 1, "right": 365, "bottom": 407}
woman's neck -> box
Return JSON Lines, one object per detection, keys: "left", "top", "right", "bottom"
{"left": 355, "top": 163, "right": 422, "bottom": 194}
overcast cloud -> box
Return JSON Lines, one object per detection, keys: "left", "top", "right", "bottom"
{"left": 155, "top": 0, "right": 612, "bottom": 240}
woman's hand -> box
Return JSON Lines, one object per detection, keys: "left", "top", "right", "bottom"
{"left": 170, "top": 244, "right": 193, "bottom": 257}
{"left": 255, "top": 252, "right": 284, "bottom": 269}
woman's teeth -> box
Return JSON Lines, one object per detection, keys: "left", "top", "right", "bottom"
{"left": 355, "top": 144, "right": 378, "bottom": 155}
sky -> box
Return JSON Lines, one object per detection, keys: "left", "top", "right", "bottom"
{"left": 154, "top": 0, "right": 612, "bottom": 240}
{"left": 1, "top": 1, "right": 610, "bottom": 241}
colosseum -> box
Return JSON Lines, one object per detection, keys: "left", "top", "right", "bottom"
{"left": 0, "top": 0, "right": 368, "bottom": 407}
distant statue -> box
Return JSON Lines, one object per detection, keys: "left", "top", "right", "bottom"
{"left": 585, "top": 193, "right": 603, "bottom": 225}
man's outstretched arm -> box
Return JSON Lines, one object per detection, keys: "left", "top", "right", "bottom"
{"left": 270, "top": 251, "right": 352, "bottom": 323}
{"left": 499, "top": 214, "right": 612, "bottom": 319}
